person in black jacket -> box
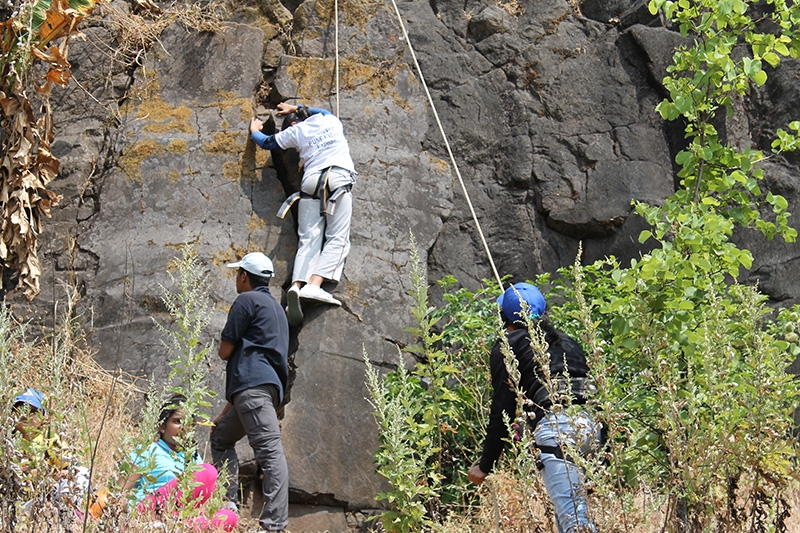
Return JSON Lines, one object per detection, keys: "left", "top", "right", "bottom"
{"left": 468, "top": 282, "right": 599, "bottom": 533}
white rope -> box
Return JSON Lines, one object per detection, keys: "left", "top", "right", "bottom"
{"left": 387, "top": 0, "right": 504, "bottom": 291}
{"left": 334, "top": 0, "right": 340, "bottom": 116}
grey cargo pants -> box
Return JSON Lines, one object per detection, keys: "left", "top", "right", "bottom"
{"left": 210, "top": 384, "right": 289, "bottom": 531}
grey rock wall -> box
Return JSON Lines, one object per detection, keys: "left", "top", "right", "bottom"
{"left": 7, "top": 0, "right": 800, "bottom": 530}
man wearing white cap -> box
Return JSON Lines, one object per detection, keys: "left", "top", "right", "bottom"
{"left": 210, "top": 252, "right": 290, "bottom": 532}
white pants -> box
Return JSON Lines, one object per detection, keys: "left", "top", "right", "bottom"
{"left": 292, "top": 184, "right": 353, "bottom": 283}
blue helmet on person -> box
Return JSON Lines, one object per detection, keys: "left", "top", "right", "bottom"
{"left": 14, "top": 387, "right": 46, "bottom": 414}
{"left": 497, "top": 282, "right": 546, "bottom": 324}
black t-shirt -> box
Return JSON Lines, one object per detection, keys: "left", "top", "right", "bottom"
{"left": 221, "top": 286, "right": 289, "bottom": 403}
{"left": 479, "top": 325, "right": 590, "bottom": 473}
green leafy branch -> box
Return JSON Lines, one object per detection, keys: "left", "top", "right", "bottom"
{"left": 649, "top": 0, "right": 799, "bottom": 242}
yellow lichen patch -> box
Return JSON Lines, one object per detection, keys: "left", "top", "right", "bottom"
{"left": 236, "top": 8, "right": 282, "bottom": 40}
{"left": 255, "top": 146, "right": 270, "bottom": 169}
{"left": 285, "top": 58, "right": 336, "bottom": 101}
{"left": 247, "top": 214, "right": 267, "bottom": 233}
{"left": 211, "top": 90, "right": 254, "bottom": 123}
{"left": 240, "top": 138, "right": 259, "bottom": 183}
{"left": 139, "top": 98, "right": 196, "bottom": 134}
{"left": 167, "top": 138, "right": 189, "bottom": 154}
{"left": 240, "top": 100, "right": 255, "bottom": 123}
{"left": 308, "top": 0, "right": 384, "bottom": 36}
{"left": 212, "top": 90, "right": 248, "bottom": 110}
{"left": 118, "top": 138, "right": 164, "bottom": 182}
{"left": 165, "top": 238, "right": 199, "bottom": 253}
{"left": 344, "top": 279, "right": 362, "bottom": 310}
{"left": 222, "top": 160, "right": 240, "bottom": 182}
{"left": 430, "top": 156, "right": 451, "bottom": 174}
{"left": 340, "top": 57, "right": 408, "bottom": 106}
{"left": 168, "top": 170, "right": 181, "bottom": 183}
{"left": 212, "top": 245, "right": 251, "bottom": 270}
{"left": 286, "top": 56, "right": 407, "bottom": 106}
{"left": 202, "top": 132, "right": 245, "bottom": 156}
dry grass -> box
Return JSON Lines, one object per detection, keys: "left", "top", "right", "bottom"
{"left": 443, "top": 471, "right": 555, "bottom": 533}
{"left": 93, "top": 0, "right": 227, "bottom": 75}
{"left": 434, "top": 468, "right": 800, "bottom": 533}
{"left": 11, "top": 324, "right": 143, "bottom": 486}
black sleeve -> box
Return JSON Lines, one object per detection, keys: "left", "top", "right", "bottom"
{"left": 478, "top": 339, "right": 517, "bottom": 473}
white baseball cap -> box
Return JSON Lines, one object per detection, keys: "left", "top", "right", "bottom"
{"left": 227, "top": 252, "right": 274, "bottom": 278}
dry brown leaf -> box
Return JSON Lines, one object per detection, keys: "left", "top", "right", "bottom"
{"left": 0, "top": 96, "right": 21, "bottom": 116}
{"left": 31, "top": 45, "right": 71, "bottom": 67}
{"left": 35, "top": 81, "right": 54, "bottom": 99}
{"left": 1, "top": 0, "right": 96, "bottom": 298}
{"left": 38, "top": 0, "right": 83, "bottom": 46}
{"left": 44, "top": 68, "right": 71, "bottom": 87}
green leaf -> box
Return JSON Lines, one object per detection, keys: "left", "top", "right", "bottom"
{"left": 763, "top": 51, "right": 781, "bottom": 67}
{"left": 675, "top": 150, "right": 693, "bottom": 165}
{"left": 739, "top": 251, "right": 753, "bottom": 269}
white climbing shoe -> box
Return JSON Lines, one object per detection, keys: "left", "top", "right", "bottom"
{"left": 298, "top": 284, "right": 341, "bottom": 306}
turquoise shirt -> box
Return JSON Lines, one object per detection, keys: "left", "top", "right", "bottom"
{"left": 129, "top": 439, "right": 200, "bottom": 502}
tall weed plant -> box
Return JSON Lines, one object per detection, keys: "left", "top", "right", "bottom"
{"left": 0, "top": 286, "right": 137, "bottom": 532}
{"left": 108, "top": 245, "right": 221, "bottom": 529}
{"left": 364, "top": 235, "right": 502, "bottom": 531}
{"left": 0, "top": 245, "right": 224, "bottom": 532}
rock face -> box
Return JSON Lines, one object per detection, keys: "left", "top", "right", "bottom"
{"left": 7, "top": 0, "right": 800, "bottom": 529}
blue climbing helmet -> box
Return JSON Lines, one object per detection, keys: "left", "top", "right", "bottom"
{"left": 497, "top": 282, "right": 546, "bottom": 325}
{"left": 14, "top": 387, "right": 46, "bottom": 414}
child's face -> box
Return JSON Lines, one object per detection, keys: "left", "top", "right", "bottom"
{"left": 13, "top": 403, "right": 44, "bottom": 440}
{"left": 160, "top": 409, "right": 185, "bottom": 449}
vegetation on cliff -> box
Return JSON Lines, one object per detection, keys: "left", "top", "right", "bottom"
{"left": 0, "top": 0, "right": 95, "bottom": 299}
{"left": 0, "top": 247, "right": 229, "bottom": 532}
{"left": 366, "top": 1, "right": 800, "bottom": 531}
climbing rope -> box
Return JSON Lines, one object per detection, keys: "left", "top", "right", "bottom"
{"left": 386, "top": 0, "right": 505, "bottom": 291}
{"left": 334, "top": 0, "right": 340, "bottom": 116}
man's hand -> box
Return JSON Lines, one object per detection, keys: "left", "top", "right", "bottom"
{"left": 276, "top": 102, "right": 298, "bottom": 115}
{"left": 468, "top": 463, "right": 488, "bottom": 485}
{"left": 211, "top": 402, "right": 232, "bottom": 435}
{"left": 249, "top": 118, "right": 264, "bottom": 134}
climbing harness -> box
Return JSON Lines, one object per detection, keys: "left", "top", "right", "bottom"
{"left": 530, "top": 377, "right": 597, "bottom": 410}
{"left": 276, "top": 166, "right": 352, "bottom": 219}
{"left": 314, "top": 166, "right": 332, "bottom": 215}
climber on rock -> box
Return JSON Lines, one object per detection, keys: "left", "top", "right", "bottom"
{"left": 249, "top": 102, "right": 356, "bottom": 327}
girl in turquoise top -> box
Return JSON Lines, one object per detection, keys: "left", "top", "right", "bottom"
{"left": 124, "top": 396, "right": 237, "bottom": 531}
